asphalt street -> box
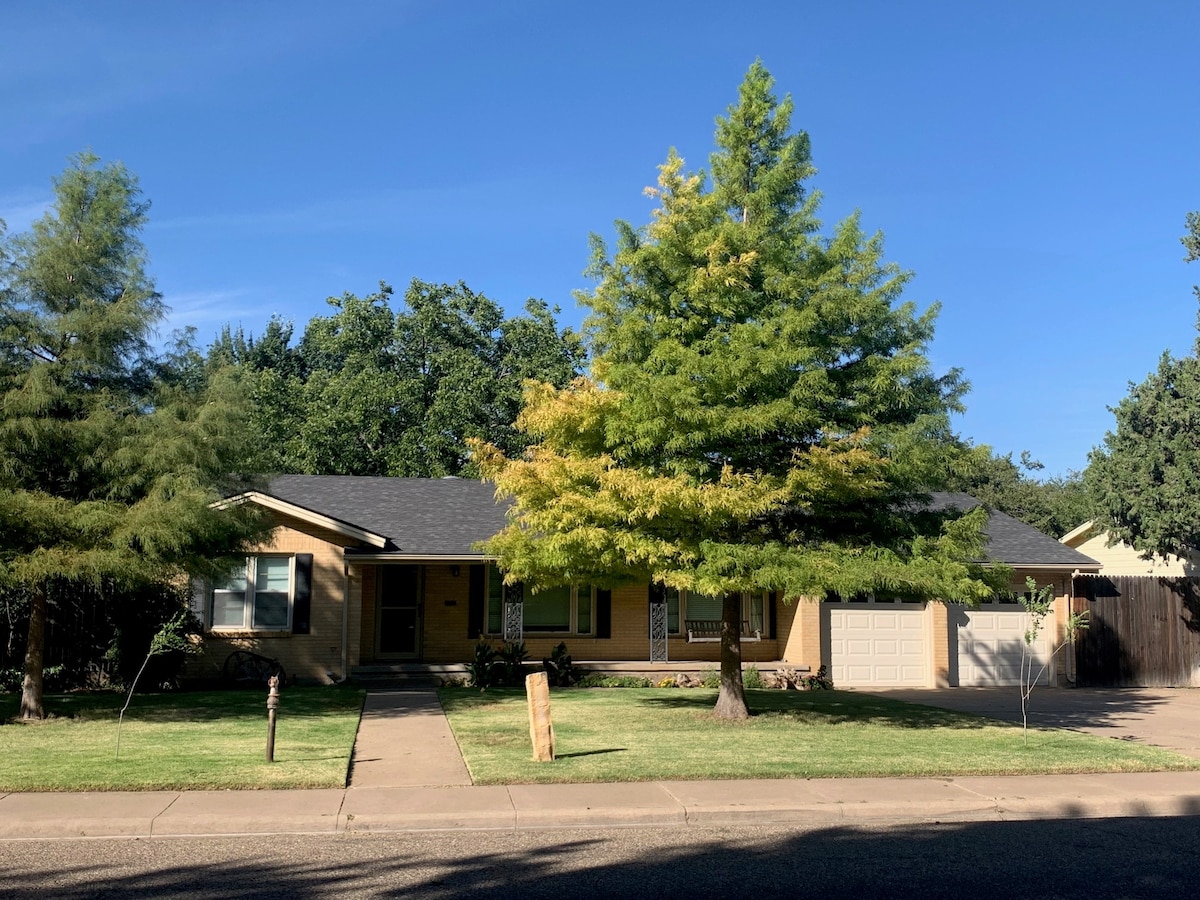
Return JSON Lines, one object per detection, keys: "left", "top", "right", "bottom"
{"left": 2, "top": 817, "right": 1198, "bottom": 899}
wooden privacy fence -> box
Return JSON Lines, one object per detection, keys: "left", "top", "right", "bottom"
{"left": 1072, "top": 574, "right": 1200, "bottom": 687}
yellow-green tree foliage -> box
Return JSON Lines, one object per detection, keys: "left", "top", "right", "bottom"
{"left": 475, "top": 64, "right": 1007, "bottom": 715}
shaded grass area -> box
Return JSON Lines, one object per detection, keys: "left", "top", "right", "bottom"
{"left": 441, "top": 687, "right": 1200, "bottom": 785}
{"left": 0, "top": 686, "right": 365, "bottom": 791}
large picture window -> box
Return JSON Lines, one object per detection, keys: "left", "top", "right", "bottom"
{"left": 484, "top": 567, "right": 595, "bottom": 635}
{"left": 211, "top": 556, "right": 294, "bottom": 632}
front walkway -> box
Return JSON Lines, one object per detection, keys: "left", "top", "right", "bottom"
{"left": 347, "top": 689, "right": 471, "bottom": 788}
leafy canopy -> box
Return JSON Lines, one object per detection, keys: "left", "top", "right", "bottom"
{"left": 210, "top": 279, "right": 584, "bottom": 478}
{"left": 476, "top": 62, "right": 1005, "bottom": 605}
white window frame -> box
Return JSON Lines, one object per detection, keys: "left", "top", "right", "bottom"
{"left": 485, "top": 568, "right": 595, "bottom": 636}
{"left": 681, "top": 591, "right": 766, "bottom": 623}
{"left": 209, "top": 555, "right": 295, "bottom": 633}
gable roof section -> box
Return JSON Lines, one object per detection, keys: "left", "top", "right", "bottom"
{"left": 929, "top": 492, "right": 1100, "bottom": 569}
{"left": 264, "top": 475, "right": 510, "bottom": 556}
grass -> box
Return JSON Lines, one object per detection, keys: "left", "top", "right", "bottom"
{"left": 440, "top": 687, "right": 1200, "bottom": 784}
{"left": 0, "top": 685, "right": 365, "bottom": 792}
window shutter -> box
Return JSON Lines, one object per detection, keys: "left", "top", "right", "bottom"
{"left": 596, "top": 589, "right": 612, "bottom": 639}
{"left": 468, "top": 565, "right": 485, "bottom": 639}
{"left": 768, "top": 591, "right": 778, "bottom": 639}
{"left": 648, "top": 582, "right": 665, "bottom": 605}
{"left": 189, "top": 578, "right": 210, "bottom": 629}
{"left": 292, "top": 554, "right": 313, "bottom": 634}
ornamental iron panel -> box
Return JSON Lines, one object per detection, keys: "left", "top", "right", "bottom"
{"left": 649, "top": 596, "right": 669, "bottom": 663}
{"left": 503, "top": 582, "right": 524, "bottom": 644}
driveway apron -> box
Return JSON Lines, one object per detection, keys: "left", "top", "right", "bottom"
{"left": 868, "top": 687, "right": 1200, "bottom": 758}
{"left": 348, "top": 688, "right": 472, "bottom": 788}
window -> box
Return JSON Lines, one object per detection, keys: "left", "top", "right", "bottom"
{"left": 483, "top": 567, "right": 595, "bottom": 635}
{"left": 211, "top": 556, "right": 294, "bottom": 631}
{"left": 525, "top": 585, "right": 572, "bottom": 632}
{"left": 680, "top": 591, "right": 766, "bottom": 636}
{"left": 665, "top": 586, "right": 680, "bottom": 634}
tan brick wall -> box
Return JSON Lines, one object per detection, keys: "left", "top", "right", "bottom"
{"left": 929, "top": 602, "right": 950, "bottom": 687}
{"left": 778, "top": 596, "right": 821, "bottom": 671}
{"left": 191, "top": 513, "right": 361, "bottom": 684}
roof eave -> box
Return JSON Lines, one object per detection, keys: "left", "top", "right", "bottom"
{"left": 216, "top": 491, "right": 391, "bottom": 549}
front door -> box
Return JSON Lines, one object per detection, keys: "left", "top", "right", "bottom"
{"left": 376, "top": 565, "right": 422, "bottom": 659}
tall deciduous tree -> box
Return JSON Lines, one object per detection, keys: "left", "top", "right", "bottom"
{"left": 476, "top": 63, "right": 1006, "bottom": 720}
{"left": 1087, "top": 212, "right": 1200, "bottom": 559}
{"left": 214, "top": 279, "right": 584, "bottom": 477}
{"left": 0, "top": 154, "right": 262, "bottom": 718}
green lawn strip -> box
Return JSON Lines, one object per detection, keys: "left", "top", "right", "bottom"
{"left": 0, "top": 686, "right": 365, "bottom": 792}
{"left": 440, "top": 687, "right": 1199, "bottom": 785}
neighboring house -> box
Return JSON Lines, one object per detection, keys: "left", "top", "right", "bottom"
{"left": 1060, "top": 521, "right": 1200, "bottom": 576}
{"left": 189, "top": 478, "right": 1100, "bottom": 689}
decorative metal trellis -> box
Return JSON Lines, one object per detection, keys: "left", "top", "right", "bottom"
{"left": 503, "top": 582, "right": 524, "bottom": 644}
{"left": 649, "top": 596, "right": 669, "bottom": 663}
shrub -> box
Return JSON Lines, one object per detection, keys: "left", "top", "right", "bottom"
{"left": 576, "top": 674, "right": 653, "bottom": 688}
{"left": 700, "top": 669, "right": 721, "bottom": 689}
{"left": 542, "top": 642, "right": 581, "bottom": 687}
{"left": 466, "top": 639, "right": 530, "bottom": 689}
{"left": 466, "top": 639, "right": 500, "bottom": 689}
{"left": 802, "top": 665, "right": 833, "bottom": 690}
{"left": 743, "top": 666, "right": 765, "bottom": 689}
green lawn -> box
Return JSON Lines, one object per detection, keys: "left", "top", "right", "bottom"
{"left": 440, "top": 687, "right": 1200, "bottom": 784}
{"left": 0, "top": 685, "right": 365, "bottom": 792}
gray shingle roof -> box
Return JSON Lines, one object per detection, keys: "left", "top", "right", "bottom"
{"left": 264, "top": 475, "right": 510, "bottom": 556}
{"left": 259, "top": 478, "right": 1099, "bottom": 568}
{"left": 929, "top": 492, "right": 1100, "bottom": 568}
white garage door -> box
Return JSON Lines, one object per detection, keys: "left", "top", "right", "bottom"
{"left": 826, "top": 600, "right": 928, "bottom": 687}
{"left": 956, "top": 602, "right": 1052, "bottom": 686}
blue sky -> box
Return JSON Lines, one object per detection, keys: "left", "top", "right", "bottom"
{"left": 3, "top": 1, "right": 1197, "bottom": 480}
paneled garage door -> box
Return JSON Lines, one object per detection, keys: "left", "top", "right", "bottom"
{"left": 826, "top": 600, "right": 928, "bottom": 687}
{"left": 955, "top": 602, "right": 1051, "bottom": 686}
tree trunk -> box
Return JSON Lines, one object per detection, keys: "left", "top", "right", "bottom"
{"left": 20, "top": 584, "right": 47, "bottom": 720}
{"left": 713, "top": 591, "right": 749, "bottom": 720}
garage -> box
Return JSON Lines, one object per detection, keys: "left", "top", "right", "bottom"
{"left": 825, "top": 599, "right": 928, "bottom": 687}
{"left": 954, "top": 601, "right": 1052, "bottom": 686}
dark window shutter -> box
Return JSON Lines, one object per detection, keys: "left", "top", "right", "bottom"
{"left": 468, "top": 565, "right": 485, "bottom": 639}
{"left": 596, "top": 589, "right": 612, "bottom": 639}
{"left": 292, "top": 554, "right": 313, "bottom": 634}
{"left": 768, "top": 591, "right": 778, "bottom": 639}
{"left": 648, "top": 582, "right": 665, "bottom": 605}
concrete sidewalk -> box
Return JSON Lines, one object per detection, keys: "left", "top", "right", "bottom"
{"left": 3, "top": 772, "right": 1200, "bottom": 839}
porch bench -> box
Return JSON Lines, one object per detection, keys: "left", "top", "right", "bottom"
{"left": 684, "top": 619, "right": 762, "bottom": 643}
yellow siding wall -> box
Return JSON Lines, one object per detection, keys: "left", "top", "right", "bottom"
{"left": 1067, "top": 531, "right": 1198, "bottom": 576}
{"left": 191, "top": 513, "right": 360, "bottom": 683}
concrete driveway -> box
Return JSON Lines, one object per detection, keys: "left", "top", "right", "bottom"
{"left": 867, "top": 687, "right": 1200, "bottom": 758}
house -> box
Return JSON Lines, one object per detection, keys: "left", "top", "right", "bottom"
{"left": 188, "top": 477, "right": 1100, "bottom": 689}
{"left": 1060, "top": 521, "right": 1200, "bottom": 576}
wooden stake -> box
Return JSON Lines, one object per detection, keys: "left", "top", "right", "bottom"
{"left": 525, "top": 671, "right": 555, "bottom": 762}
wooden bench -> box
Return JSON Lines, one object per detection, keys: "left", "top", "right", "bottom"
{"left": 684, "top": 619, "right": 762, "bottom": 643}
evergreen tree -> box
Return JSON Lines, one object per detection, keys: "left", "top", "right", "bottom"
{"left": 0, "top": 154, "right": 262, "bottom": 718}
{"left": 476, "top": 63, "right": 1006, "bottom": 719}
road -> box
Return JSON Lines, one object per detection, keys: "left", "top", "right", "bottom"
{"left": 1, "top": 817, "right": 1196, "bottom": 899}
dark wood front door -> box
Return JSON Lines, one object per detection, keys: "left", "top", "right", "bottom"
{"left": 376, "top": 565, "right": 422, "bottom": 659}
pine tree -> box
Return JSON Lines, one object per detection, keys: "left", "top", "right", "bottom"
{"left": 0, "top": 154, "right": 262, "bottom": 718}
{"left": 476, "top": 64, "right": 1005, "bottom": 719}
